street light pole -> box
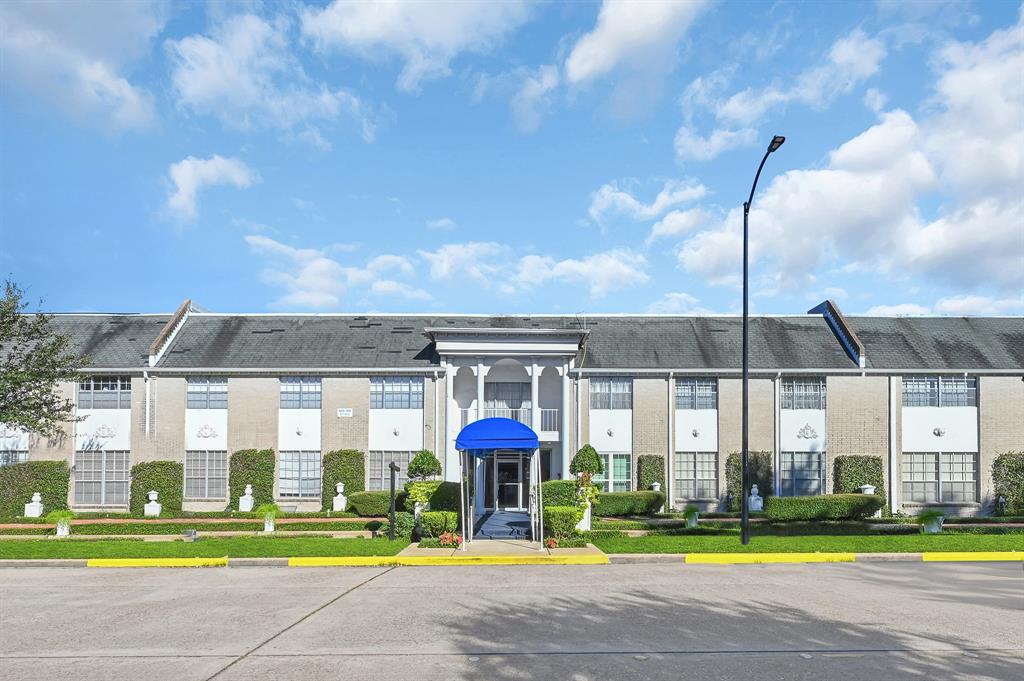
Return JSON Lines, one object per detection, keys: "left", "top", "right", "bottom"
{"left": 741, "top": 135, "right": 785, "bottom": 546}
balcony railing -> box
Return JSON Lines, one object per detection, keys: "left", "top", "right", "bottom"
{"left": 460, "top": 408, "right": 560, "bottom": 432}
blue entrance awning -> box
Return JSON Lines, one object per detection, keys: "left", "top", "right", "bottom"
{"left": 455, "top": 417, "right": 539, "bottom": 454}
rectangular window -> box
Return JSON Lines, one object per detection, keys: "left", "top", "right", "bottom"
{"left": 780, "top": 377, "right": 826, "bottom": 410}
{"left": 280, "top": 377, "right": 321, "bottom": 409}
{"left": 593, "top": 452, "right": 631, "bottom": 492}
{"left": 0, "top": 451, "right": 28, "bottom": 467}
{"left": 77, "top": 376, "right": 131, "bottom": 409}
{"left": 590, "top": 377, "right": 632, "bottom": 410}
{"left": 675, "top": 378, "right": 718, "bottom": 409}
{"left": 370, "top": 377, "right": 424, "bottom": 409}
{"left": 675, "top": 452, "right": 718, "bottom": 499}
{"left": 278, "top": 451, "right": 322, "bottom": 499}
{"left": 780, "top": 451, "right": 826, "bottom": 496}
{"left": 184, "top": 451, "right": 228, "bottom": 499}
{"left": 368, "top": 450, "right": 416, "bottom": 491}
{"left": 186, "top": 377, "right": 228, "bottom": 409}
{"left": 74, "top": 451, "right": 129, "bottom": 505}
{"left": 902, "top": 452, "right": 978, "bottom": 503}
{"left": 902, "top": 376, "right": 977, "bottom": 407}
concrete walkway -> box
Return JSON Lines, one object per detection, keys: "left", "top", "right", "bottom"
{"left": 472, "top": 511, "right": 532, "bottom": 540}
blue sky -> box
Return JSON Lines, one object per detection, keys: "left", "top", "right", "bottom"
{"left": 1, "top": 0, "right": 1021, "bottom": 316}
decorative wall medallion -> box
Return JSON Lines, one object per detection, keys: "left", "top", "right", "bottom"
{"left": 94, "top": 424, "right": 116, "bottom": 439}
{"left": 393, "top": 427, "right": 400, "bottom": 436}
{"left": 933, "top": 427, "right": 946, "bottom": 437}
{"left": 796, "top": 423, "right": 818, "bottom": 439}
{"left": 606, "top": 428, "right": 614, "bottom": 437}
{"left": 692, "top": 429, "right": 700, "bottom": 438}
{"left": 196, "top": 424, "right": 218, "bottom": 439}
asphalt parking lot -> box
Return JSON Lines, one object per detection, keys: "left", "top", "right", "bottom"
{"left": 1, "top": 561, "right": 1021, "bottom": 680}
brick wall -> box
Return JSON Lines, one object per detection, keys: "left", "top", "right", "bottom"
{"left": 132, "top": 376, "right": 186, "bottom": 463}
{"left": 632, "top": 377, "right": 669, "bottom": 489}
{"left": 320, "top": 377, "right": 369, "bottom": 454}
{"left": 980, "top": 376, "right": 1024, "bottom": 509}
{"left": 718, "top": 377, "right": 775, "bottom": 493}
{"left": 26, "top": 381, "right": 76, "bottom": 463}
{"left": 826, "top": 375, "right": 889, "bottom": 494}
{"left": 227, "top": 377, "right": 278, "bottom": 452}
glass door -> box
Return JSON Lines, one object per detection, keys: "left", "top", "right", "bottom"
{"left": 496, "top": 458, "right": 521, "bottom": 511}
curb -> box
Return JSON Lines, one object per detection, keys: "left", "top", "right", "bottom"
{"left": 685, "top": 552, "right": 857, "bottom": 564}
{"left": 86, "top": 557, "right": 229, "bottom": 568}
{"left": 608, "top": 554, "right": 682, "bottom": 564}
{"left": 922, "top": 551, "right": 1024, "bottom": 562}
{"left": 288, "top": 554, "right": 610, "bottom": 567}
{"left": 228, "top": 557, "right": 290, "bottom": 567}
{"left": 0, "top": 559, "right": 88, "bottom": 568}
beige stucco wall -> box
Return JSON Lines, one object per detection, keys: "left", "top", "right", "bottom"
{"left": 980, "top": 375, "right": 1024, "bottom": 510}
{"left": 826, "top": 375, "right": 890, "bottom": 494}
{"left": 227, "top": 377, "right": 278, "bottom": 452}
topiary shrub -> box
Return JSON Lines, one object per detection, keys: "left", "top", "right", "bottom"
{"left": 0, "top": 460, "right": 70, "bottom": 518}
{"left": 407, "top": 450, "right": 442, "bottom": 481}
{"left": 594, "top": 491, "right": 666, "bottom": 516}
{"left": 570, "top": 444, "right": 604, "bottom": 486}
{"left": 129, "top": 461, "right": 183, "bottom": 515}
{"left": 321, "top": 450, "right": 365, "bottom": 506}
{"left": 381, "top": 511, "right": 415, "bottom": 539}
{"left": 349, "top": 490, "right": 407, "bottom": 516}
{"left": 229, "top": 449, "right": 275, "bottom": 509}
{"left": 725, "top": 451, "right": 773, "bottom": 510}
{"left": 404, "top": 480, "right": 460, "bottom": 512}
{"left": 541, "top": 480, "right": 577, "bottom": 508}
{"left": 636, "top": 455, "right": 665, "bottom": 491}
{"left": 763, "top": 493, "right": 885, "bottom": 521}
{"left": 544, "top": 505, "right": 582, "bottom": 538}
{"left": 420, "top": 510, "right": 459, "bottom": 537}
{"left": 833, "top": 455, "right": 886, "bottom": 503}
{"left": 992, "top": 451, "right": 1024, "bottom": 515}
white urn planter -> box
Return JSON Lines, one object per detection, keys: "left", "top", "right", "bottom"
{"left": 332, "top": 482, "right": 348, "bottom": 512}
{"left": 239, "top": 484, "right": 255, "bottom": 512}
{"left": 24, "top": 492, "right": 44, "bottom": 518}
{"left": 922, "top": 514, "right": 945, "bottom": 534}
{"left": 55, "top": 520, "right": 71, "bottom": 537}
{"left": 144, "top": 490, "right": 162, "bottom": 517}
{"left": 263, "top": 517, "right": 276, "bottom": 533}
{"left": 686, "top": 513, "right": 700, "bottom": 529}
{"left": 575, "top": 501, "right": 592, "bottom": 532}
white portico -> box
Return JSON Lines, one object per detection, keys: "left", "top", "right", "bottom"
{"left": 426, "top": 327, "right": 587, "bottom": 492}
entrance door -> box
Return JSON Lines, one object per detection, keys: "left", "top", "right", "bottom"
{"left": 496, "top": 458, "right": 522, "bottom": 511}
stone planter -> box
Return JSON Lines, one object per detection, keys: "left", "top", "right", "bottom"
{"left": 686, "top": 513, "right": 699, "bottom": 529}
{"left": 55, "top": 521, "right": 70, "bottom": 538}
{"left": 263, "top": 518, "right": 275, "bottom": 533}
{"left": 922, "top": 515, "right": 944, "bottom": 534}
{"left": 575, "top": 501, "right": 592, "bottom": 532}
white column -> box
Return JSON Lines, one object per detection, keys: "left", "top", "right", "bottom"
{"left": 560, "top": 363, "right": 572, "bottom": 479}
{"left": 476, "top": 359, "right": 486, "bottom": 421}
{"left": 444, "top": 361, "right": 459, "bottom": 482}
{"left": 531, "top": 359, "right": 540, "bottom": 431}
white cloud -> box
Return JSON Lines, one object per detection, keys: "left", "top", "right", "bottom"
{"left": 167, "top": 14, "right": 376, "bottom": 145}
{"left": 167, "top": 155, "right": 259, "bottom": 220}
{"left": 511, "top": 64, "right": 559, "bottom": 133}
{"left": 932, "top": 295, "right": 1023, "bottom": 315}
{"left": 646, "top": 208, "right": 711, "bottom": 246}
{"left": 646, "top": 292, "right": 712, "bottom": 314}
{"left": 426, "top": 217, "right": 457, "bottom": 230}
{"left": 370, "top": 280, "right": 432, "bottom": 301}
{"left": 565, "top": 0, "right": 709, "bottom": 85}
{"left": 864, "top": 303, "right": 931, "bottom": 315}
{"left": 589, "top": 179, "right": 708, "bottom": 225}
{"left": 514, "top": 249, "right": 649, "bottom": 298}
{"left": 418, "top": 242, "right": 507, "bottom": 281}
{"left": 863, "top": 88, "right": 888, "bottom": 112}
{"left": 245, "top": 235, "right": 347, "bottom": 308}
{"left": 301, "top": 0, "right": 533, "bottom": 92}
{"left": 674, "top": 125, "right": 758, "bottom": 161}
{"left": 0, "top": 0, "right": 164, "bottom": 130}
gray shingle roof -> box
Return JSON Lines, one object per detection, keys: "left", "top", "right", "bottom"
{"left": 49, "top": 315, "right": 171, "bottom": 368}
{"left": 848, "top": 317, "right": 1024, "bottom": 370}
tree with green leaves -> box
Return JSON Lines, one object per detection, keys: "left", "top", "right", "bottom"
{"left": 0, "top": 281, "right": 88, "bottom": 439}
{"left": 570, "top": 444, "right": 604, "bottom": 487}
{"left": 407, "top": 450, "right": 442, "bottom": 481}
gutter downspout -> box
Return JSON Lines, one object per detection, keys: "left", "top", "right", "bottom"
{"left": 144, "top": 370, "right": 151, "bottom": 437}
{"left": 889, "top": 376, "right": 899, "bottom": 514}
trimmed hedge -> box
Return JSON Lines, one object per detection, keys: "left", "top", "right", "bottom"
{"left": 403, "top": 480, "right": 460, "bottom": 512}
{"left": 407, "top": 450, "right": 442, "bottom": 480}
{"left": 993, "top": 451, "right": 1024, "bottom": 515}
{"left": 833, "top": 455, "right": 886, "bottom": 503}
{"left": 421, "top": 510, "right": 459, "bottom": 538}
{"left": 541, "top": 480, "right": 576, "bottom": 508}
{"left": 725, "top": 451, "right": 774, "bottom": 511}
{"left": 129, "top": 461, "right": 183, "bottom": 515}
{"left": 0, "top": 461, "right": 70, "bottom": 518}
{"left": 229, "top": 449, "right": 275, "bottom": 509}
{"left": 349, "top": 490, "right": 408, "bottom": 517}
{"left": 594, "top": 491, "right": 666, "bottom": 517}
{"left": 382, "top": 511, "right": 415, "bottom": 539}
{"left": 763, "top": 493, "right": 885, "bottom": 521}
{"left": 570, "top": 444, "right": 603, "bottom": 476}
{"left": 321, "top": 450, "right": 365, "bottom": 506}
{"left": 544, "top": 505, "right": 581, "bottom": 538}
{"left": 637, "top": 455, "right": 665, "bottom": 491}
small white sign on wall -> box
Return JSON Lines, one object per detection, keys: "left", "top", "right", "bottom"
{"left": 336, "top": 408, "right": 353, "bottom": 418}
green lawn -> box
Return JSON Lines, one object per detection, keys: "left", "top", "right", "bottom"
{"left": 589, "top": 532, "right": 1024, "bottom": 554}
{"left": 0, "top": 521, "right": 378, "bottom": 536}
{"left": 0, "top": 536, "right": 408, "bottom": 559}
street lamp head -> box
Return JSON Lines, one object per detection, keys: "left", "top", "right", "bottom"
{"left": 768, "top": 135, "right": 786, "bottom": 153}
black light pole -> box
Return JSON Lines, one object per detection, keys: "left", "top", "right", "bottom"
{"left": 741, "top": 135, "right": 786, "bottom": 546}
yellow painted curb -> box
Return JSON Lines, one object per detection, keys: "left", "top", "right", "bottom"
{"left": 87, "top": 557, "right": 229, "bottom": 568}
{"left": 922, "top": 551, "right": 1024, "bottom": 562}
{"left": 288, "top": 554, "right": 609, "bottom": 567}
{"left": 685, "top": 552, "right": 856, "bottom": 564}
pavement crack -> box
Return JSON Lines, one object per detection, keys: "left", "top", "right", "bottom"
{"left": 204, "top": 566, "right": 396, "bottom": 681}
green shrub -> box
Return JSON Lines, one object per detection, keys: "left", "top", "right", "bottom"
{"left": 594, "top": 491, "right": 666, "bottom": 516}
{"left": 407, "top": 450, "right": 442, "bottom": 480}
{"left": 992, "top": 451, "right": 1024, "bottom": 515}
{"left": 321, "top": 450, "right": 365, "bottom": 506}
{"left": 229, "top": 449, "right": 275, "bottom": 509}
{"left": 569, "top": 444, "right": 604, "bottom": 479}
{"left": 0, "top": 460, "right": 70, "bottom": 518}
{"left": 833, "top": 455, "right": 886, "bottom": 503}
{"left": 128, "top": 461, "right": 183, "bottom": 515}
{"left": 403, "top": 480, "right": 460, "bottom": 512}
{"left": 544, "top": 505, "right": 582, "bottom": 538}
{"left": 636, "top": 455, "right": 665, "bottom": 491}
{"left": 763, "top": 494, "right": 885, "bottom": 521}
{"left": 420, "top": 510, "right": 459, "bottom": 537}
{"left": 725, "top": 451, "right": 773, "bottom": 510}
{"left": 382, "top": 511, "right": 415, "bottom": 539}
{"left": 349, "top": 490, "right": 407, "bottom": 516}
{"left": 541, "top": 480, "right": 577, "bottom": 508}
